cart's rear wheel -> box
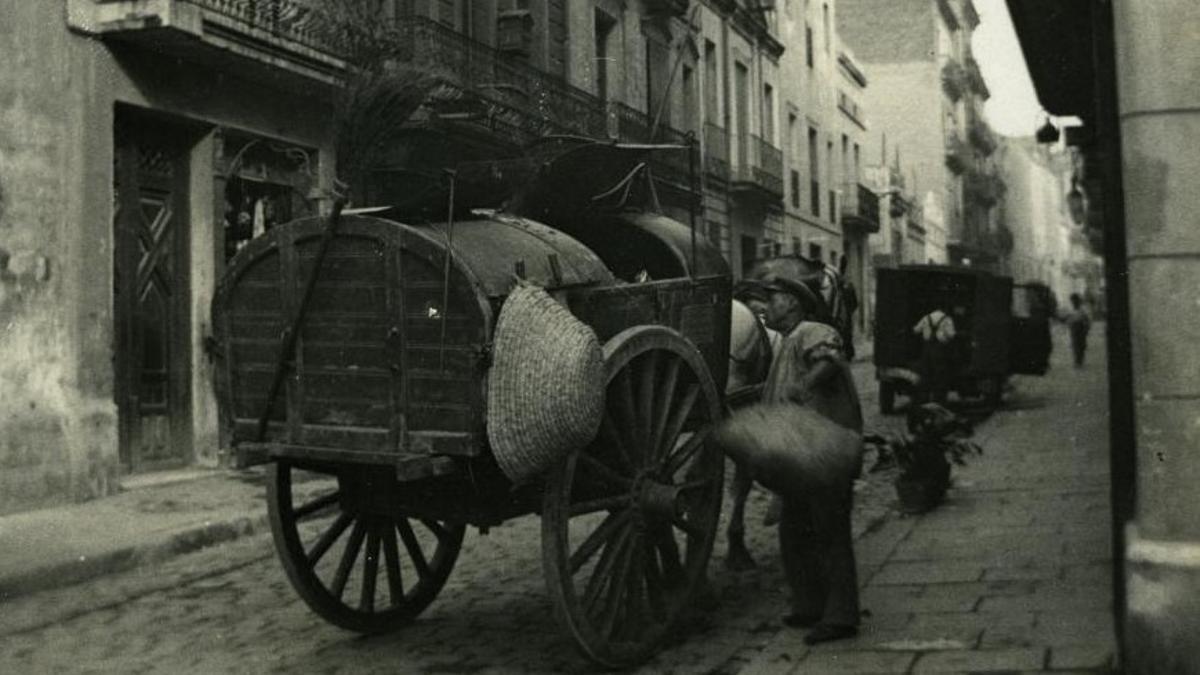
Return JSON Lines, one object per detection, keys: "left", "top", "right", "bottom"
{"left": 542, "top": 326, "right": 725, "bottom": 668}
{"left": 267, "top": 461, "right": 465, "bottom": 634}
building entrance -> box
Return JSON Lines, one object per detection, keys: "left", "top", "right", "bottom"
{"left": 113, "top": 112, "right": 196, "bottom": 472}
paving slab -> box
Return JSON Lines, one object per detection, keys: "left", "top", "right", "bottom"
{"left": 798, "top": 649, "right": 918, "bottom": 673}
{"left": 912, "top": 647, "right": 1047, "bottom": 673}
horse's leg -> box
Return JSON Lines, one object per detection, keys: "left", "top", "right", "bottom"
{"left": 726, "top": 459, "right": 757, "bottom": 570}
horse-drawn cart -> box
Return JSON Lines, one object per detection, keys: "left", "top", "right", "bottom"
{"left": 211, "top": 142, "right": 733, "bottom": 667}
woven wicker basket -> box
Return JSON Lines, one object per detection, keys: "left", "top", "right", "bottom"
{"left": 486, "top": 284, "right": 605, "bottom": 484}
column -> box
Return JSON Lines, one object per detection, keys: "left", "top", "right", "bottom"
{"left": 1116, "top": 1, "right": 1200, "bottom": 671}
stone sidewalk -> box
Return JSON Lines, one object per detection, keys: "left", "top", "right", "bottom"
{"left": 740, "top": 325, "right": 1116, "bottom": 673}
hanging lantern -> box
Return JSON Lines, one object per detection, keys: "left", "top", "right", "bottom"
{"left": 1036, "top": 116, "right": 1060, "bottom": 144}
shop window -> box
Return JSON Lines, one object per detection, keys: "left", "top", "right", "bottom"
{"left": 219, "top": 134, "right": 317, "bottom": 262}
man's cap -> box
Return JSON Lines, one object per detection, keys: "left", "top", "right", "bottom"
{"left": 758, "top": 274, "right": 821, "bottom": 314}
{"left": 733, "top": 279, "right": 770, "bottom": 303}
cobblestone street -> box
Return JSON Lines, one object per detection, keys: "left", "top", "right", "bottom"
{"left": 0, "top": 328, "right": 1113, "bottom": 674}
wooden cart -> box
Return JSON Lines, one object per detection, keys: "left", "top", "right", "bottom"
{"left": 212, "top": 162, "right": 732, "bottom": 666}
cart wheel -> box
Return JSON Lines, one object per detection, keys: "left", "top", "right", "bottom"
{"left": 542, "top": 326, "right": 725, "bottom": 668}
{"left": 267, "top": 461, "right": 465, "bottom": 634}
{"left": 879, "top": 381, "right": 896, "bottom": 415}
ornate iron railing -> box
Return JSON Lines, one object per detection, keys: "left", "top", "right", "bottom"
{"left": 182, "top": 0, "right": 339, "bottom": 56}
{"left": 703, "top": 123, "right": 729, "bottom": 183}
{"left": 394, "top": 17, "right": 609, "bottom": 139}
{"left": 609, "top": 102, "right": 652, "bottom": 143}
{"left": 644, "top": 0, "right": 690, "bottom": 18}
{"left": 753, "top": 135, "right": 784, "bottom": 196}
{"left": 840, "top": 182, "right": 880, "bottom": 229}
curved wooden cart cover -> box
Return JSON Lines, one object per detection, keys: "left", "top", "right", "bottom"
{"left": 487, "top": 284, "right": 605, "bottom": 483}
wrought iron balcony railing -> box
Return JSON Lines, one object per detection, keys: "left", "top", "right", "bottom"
{"left": 703, "top": 123, "right": 730, "bottom": 183}
{"left": 607, "top": 102, "right": 697, "bottom": 188}
{"left": 644, "top": 0, "right": 691, "bottom": 19}
{"left": 181, "top": 0, "right": 336, "bottom": 55}
{"left": 732, "top": 135, "right": 783, "bottom": 198}
{"left": 394, "top": 17, "right": 609, "bottom": 139}
{"left": 609, "top": 101, "right": 652, "bottom": 143}
{"left": 840, "top": 182, "right": 881, "bottom": 232}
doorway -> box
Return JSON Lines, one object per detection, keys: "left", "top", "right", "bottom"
{"left": 113, "top": 111, "right": 197, "bottom": 472}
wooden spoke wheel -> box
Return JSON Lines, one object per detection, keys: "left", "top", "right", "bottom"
{"left": 542, "top": 326, "right": 725, "bottom": 668}
{"left": 267, "top": 461, "right": 465, "bottom": 634}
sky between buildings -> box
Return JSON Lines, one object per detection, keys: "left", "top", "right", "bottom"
{"left": 972, "top": 0, "right": 1045, "bottom": 138}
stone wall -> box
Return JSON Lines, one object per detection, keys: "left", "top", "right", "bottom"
{"left": 0, "top": 2, "right": 336, "bottom": 514}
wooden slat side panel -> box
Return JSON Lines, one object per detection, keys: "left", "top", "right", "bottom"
{"left": 219, "top": 217, "right": 491, "bottom": 457}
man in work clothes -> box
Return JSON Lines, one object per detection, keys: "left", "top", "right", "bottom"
{"left": 759, "top": 274, "right": 864, "bottom": 645}
{"left": 913, "top": 307, "right": 957, "bottom": 405}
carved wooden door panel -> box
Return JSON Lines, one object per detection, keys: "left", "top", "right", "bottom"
{"left": 114, "top": 120, "right": 192, "bottom": 471}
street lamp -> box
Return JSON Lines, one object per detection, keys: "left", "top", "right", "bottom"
{"left": 1036, "top": 116, "right": 1060, "bottom": 144}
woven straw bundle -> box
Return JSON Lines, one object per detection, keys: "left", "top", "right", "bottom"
{"left": 712, "top": 404, "right": 863, "bottom": 495}
{"left": 487, "top": 284, "right": 605, "bottom": 484}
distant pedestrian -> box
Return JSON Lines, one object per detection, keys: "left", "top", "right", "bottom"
{"left": 756, "top": 274, "right": 863, "bottom": 644}
{"left": 838, "top": 257, "right": 860, "bottom": 362}
{"left": 913, "top": 307, "right": 957, "bottom": 405}
{"left": 1064, "top": 293, "right": 1091, "bottom": 368}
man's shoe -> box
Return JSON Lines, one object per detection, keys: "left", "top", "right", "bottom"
{"left": 803, "top": 623, "right": 858, "bottom": 645}
{"left": 781, "top": 613, "right": 821, "bottom": 628}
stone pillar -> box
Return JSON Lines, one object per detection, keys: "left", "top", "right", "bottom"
{"left": 1116, "top": 1, "right": 1200, "bottom": 672}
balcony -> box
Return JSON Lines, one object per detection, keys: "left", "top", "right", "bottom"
{"left": 965, "top": 57, "right": 990, "bottom": 99}
{"left": 945, "top": 134, "right": 971, "bottom": 175}
{"left": 398, "top": 17, "right": 609, "bottom": 140}
{"left": 703, "top": 123, "right": 730, "bottom": 184}
{"left": 731, "top": 135, "right": 783, "bottom": 202}
{"left": 963, "top": 169, "right": 1006, "bottom": 209}
{"left": 607, "top": 102, "right": 699, "bottom": 194}
{"left": 644, "top": 0, "right": 690, "bottom": 19}
{"left": 840, "top": 182, "right": 881, "bottom": 233}
{"left": 941, "top": 59, "right": 967, "bottom": 103}
{"left": 67, "top": 0, "right": 347, "bottom": 85}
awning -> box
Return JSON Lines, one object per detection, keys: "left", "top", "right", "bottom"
{"left": 1005, "top": 0, "right": 1097, "bottom": 124}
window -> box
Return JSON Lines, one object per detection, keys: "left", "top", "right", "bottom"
{"left": 646, "top": 40, "right": 672, "bottom": 127}
{"left": 791, "top": 170, "right": 801, "bottom": 209}
{"left": 594, "top": 10, "right": 617, "bottom": 100}
{"left": 741, "top": 235, "right": 759, "bottom": 276}
{"left": 704, "top": 40, "right": 719, "bottom": 124}
{"left": 681, "top": 65, "right": 697, "bottom": 133}
{"left": 809, "top": 242, "right": 823, "bottom": 261}
{"left": 806, "top": 23, "right": 814, "bottom": 67}
{"left": 762, "top": 84, "right": 775, "bottom": 143}
{"left": 735, "top": 62, "right": 750, "bottom": 169}
{"left": 841, "top": 134, "right": 849, "bottom": 184}
{"left": 823, "top": 3, "right": 831, "bottom": 54}
{"left": 808, "top": 126, "right": 820, "bottom": 216}
{"left": 497, "top": 0, "right": 533, "bottom": 57}
{"left": 853, "top": 143, "right": 861, "bottom": 183}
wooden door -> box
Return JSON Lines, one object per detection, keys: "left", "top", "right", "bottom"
{"left": 113, "top": 117, "right": 193, "bottom": 471}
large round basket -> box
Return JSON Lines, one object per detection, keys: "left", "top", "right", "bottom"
{"left": 486, "top": 284, "right": 605, "bottom": 483}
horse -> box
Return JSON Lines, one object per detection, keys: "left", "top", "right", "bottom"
{"left": 724, "top": 298, "right": 776, "bottom": 570}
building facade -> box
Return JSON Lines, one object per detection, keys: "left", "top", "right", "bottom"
{"left": 0, "top": 0, "right": 881, "bottom": 513}
{"left": 837, "top": 0, "right": 998, "bottom": 268}
{"left": 999, "top": 136, "right": 1100, "bottom": 308}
